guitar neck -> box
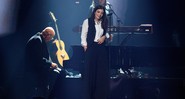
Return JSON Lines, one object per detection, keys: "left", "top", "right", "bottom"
{"left": 49, "top": 11, "right": 62, "bottom": 41}
{"left": 54, "top": 22, "right": 61, "bottom": 41}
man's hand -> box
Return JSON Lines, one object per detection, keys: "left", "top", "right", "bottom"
{"left": 51, "top": 62, "right": 58, "bottom": 69}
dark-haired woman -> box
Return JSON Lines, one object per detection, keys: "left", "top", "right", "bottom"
{"left": 81, "top": 5, "right": 110, "bottom": 99}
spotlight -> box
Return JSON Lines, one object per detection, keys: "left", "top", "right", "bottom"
{"left": 75, "top": 0, "right": 80, "bottom": 4}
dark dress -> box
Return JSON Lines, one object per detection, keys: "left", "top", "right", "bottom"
{"left": 83, "top": 18, "right": 110, "bottom": 99}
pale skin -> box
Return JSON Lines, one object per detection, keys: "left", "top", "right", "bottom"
{"left": 83, "top": 9, "right": 106, "bottom": 51}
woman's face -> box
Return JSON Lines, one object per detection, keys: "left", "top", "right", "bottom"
{"left": 94, "top": 9, "right": 104, "bottom": 21}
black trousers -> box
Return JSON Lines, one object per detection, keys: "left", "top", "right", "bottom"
{"left": 83, "top": 43, "right": 110, "bottom": 99}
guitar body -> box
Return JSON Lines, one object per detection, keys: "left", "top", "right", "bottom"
{"left": 55, "top": 40, "right": 69, "bottom": 67}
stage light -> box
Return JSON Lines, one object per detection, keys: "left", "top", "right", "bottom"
{"left": 75, "top": 0, "right": 80, "bottom": 4}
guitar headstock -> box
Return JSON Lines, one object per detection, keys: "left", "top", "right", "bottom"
{"left": 49, "top": 11, "right": 57, "bottom": 22}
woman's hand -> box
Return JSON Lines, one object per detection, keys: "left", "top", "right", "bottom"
{"left": 97, "top": 35, "right": 106, "bottom": 44}
{"left": 83, "top": 46, "right": 87, "bottom": 52}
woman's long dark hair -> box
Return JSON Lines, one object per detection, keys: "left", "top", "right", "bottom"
{"left": 90, "top": 5, "right": 108, "bottom": 31}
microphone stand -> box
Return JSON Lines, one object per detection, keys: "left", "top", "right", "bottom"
{"left": 108, "top": 5, "right": 132, "bottom": 76}
{"left": 107, "top": 4, "right": 124, "bottom": 45}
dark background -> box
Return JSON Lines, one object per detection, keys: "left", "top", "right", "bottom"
{"left": 0, "top": 0, "right": 185, "bottom": 98}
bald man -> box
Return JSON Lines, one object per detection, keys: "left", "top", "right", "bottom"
{"left": 24, "top": 27, "right": 58, "bottom": 99}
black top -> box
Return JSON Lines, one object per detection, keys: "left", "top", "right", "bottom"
{"left": 25, "top": 32, "right": 52, "bottom": 73}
